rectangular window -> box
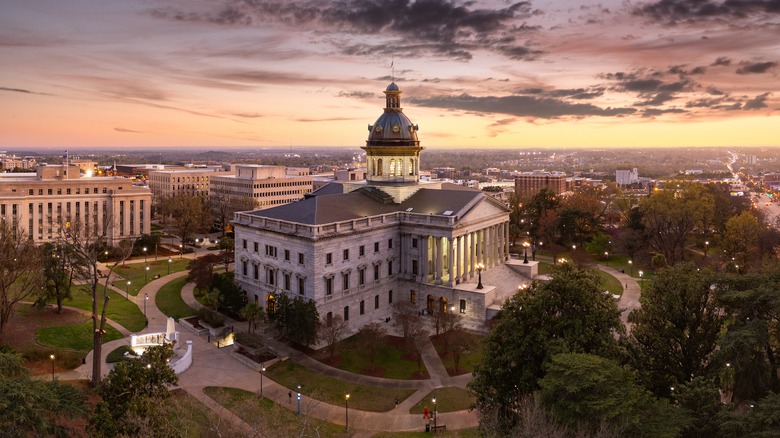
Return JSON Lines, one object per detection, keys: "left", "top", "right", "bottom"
{"left": 342, "top": 272, "right": 350, "bottom": 291}
{"left": 374, "top": 242, "right": 379, "bottom": 253}
{"left": 460, "top": 299, "right": 466, "bottom": 314}
{"left": 298, "top": 277, "right": 305, "bottom": 295}
{"left": 254, "top": 242, "right": 258, "bottom": 252}
{"left": 326, "top": 253, "right": 333, "bottom": 265}
{"left": 326, "top": 277, "right": 333, "bottom": 295}
{"left": 359, "top": 245, "right": 365, "bottom": 256}
{"left": 388, "top": 261, "right": 393, "bottom": 276}
{"left": 266, "top": 269, "right": 275, "bottom": 285}
{"left": 410, "top": 290, "right": 416, "bottom": 304}
{"left": 284, "top": 249, "right": 290, "bottom": 261}
{"left": 299, "top": 253, "right": 305, "bottom": 265}
{"left": 344, "top": 306, "right": 349, "bottom": 321}
{"left": 412, "top": 238, "right": 418, "bottom": 248}
{"left": 242, "top": 261, "right": 247, "bottom": 276}
{"left": 242, "top": 239, "right": 247, "bottom": 249}
{"left": 253, "top": 264, "right": 259, "bottom": 280}
{"left": 343, "top": 249, "right": 349, "bottom": 261}
{"left": 374, "top": 295, "right": 379, "bottom": 309}
{"left": 265, "top": 245, "right": 277, "bottom": 258}
{"left": 284, "top": 273, "right": 291, "bottom": 291}
{"left": 388, "top": 238, "right": 393, "bottom": 249}
{"left": 389, "top": 290, "right": 393, "bottom": 304}
{"left": 374, "top": 265, "right": 380, "bottom": 281}
{"left": 360, "top": 300, "right": 365, "bottom": 315}
{"left": 412, "top": 259, "right": 419, "bottom": 275}
{"left": 359, "top": 268, "right": 365, "bottom": 285}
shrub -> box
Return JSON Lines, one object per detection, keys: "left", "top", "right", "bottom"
{"left": 197, "top": 307, "right": 225, "bottom": 327}
{"left": 234, "top": 332, "right": 264, "bottom": 349}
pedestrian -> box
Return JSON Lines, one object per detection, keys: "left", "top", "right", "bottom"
{"left": 288, "top": 391, "right": 292, "bottom": 405}
{"left": 395, "top": 397, "right": 399, "bottom": 407}
{"left": 625, "top": 282, "right": 628, "bottom": 289}
{"left": 423, "top": 406, "right": 430, "bottom": 419}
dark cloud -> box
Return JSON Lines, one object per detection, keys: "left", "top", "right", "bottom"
{"left": 230, "top": 113, "right": 263, "bottom": 118}
{"left": 114, "top": 127, "right": 142, "bottom": 133}
{"left": 337, "top": 91, "right": 375, "bottom": 99}
{"left": 744, "top": 92, "right": 770, "bottom": 110}
{"left": 712, "top": 57, "right": 732, "bottom": 66}
{"left": 150, "top": 1, "right": 540, "bottom": 61}
{"left": 0, "top": 86, "right": 51, "bottom": 95}
{"left": 602, "top": 69, "right": 696, "bottom": 107}
{"left": 634, "top": 0, "right": 780, "bottom": 24}
{"left": 409, "top": 93, "right": 636, "bottom": 119}
{"left": 736, "top": 61, "right": 777, "bottom": 74}
{"left": 642, "top": 108, "right": 687, "bottom": 117}
{"left": 668, "top": 65, "right": 706, "bottom": 76}
{"left": 518, "top": 87, "right": 605, "bottom": 100}
{"left": 637, "top": 91, "right": 677, "bottom": 106}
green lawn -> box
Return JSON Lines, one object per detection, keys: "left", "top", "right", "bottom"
{"left": 36, "top": 321, "right": 123, "bottom": 351}
{"left": 203, "top": 386, "right": 347, "bottom": 437}
{"left": 110, "top": 259, "right": 191, "bottom": 295}
{"left": 315, "top": 334, "right": 426, "bottom": 380}
{"left": 431, "top": 333, "right": 484, "bottom": 375}
{"left": 67, "top": 285, "right": 146, "bottom": 332}
{"left": 408, "top": 387, "right": 475, "bottom": 414}
{"left": 156, "top": 276, "right": 195, "bottom": 321}
{"left": 596, "top": 269, "right": 624, "bottom": 296}
{"left": 265, "top": 361, "right": 415, "bottom": 412}
{"left": 106, "top": 345, "right": 136, "bottom": 363}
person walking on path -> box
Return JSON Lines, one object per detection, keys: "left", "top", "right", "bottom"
{"left": 423, "top": 406, "right": 430, "bottom": 419}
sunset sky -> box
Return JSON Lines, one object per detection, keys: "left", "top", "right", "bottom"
{"left": 1, "top": 0, "right": 779, "bottom": 149}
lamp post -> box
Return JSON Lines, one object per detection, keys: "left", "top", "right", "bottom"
{"left": 628, "top": 260, "right": 633, "bottom": 277}
{"left": 704, "top": 240, "right": 709, "bottom": 258}
{"left": 143, "top": 246, "right": 147, "bottom": 262}
{"left": 538, "top": 241, "right": 543, "bottom": 260}
{"left": 639, "top": 270, "right": 644, "bottom": 286}
{"left": 432, "top": 396, "right": 438, "bottom": 433}
{"left": 297, "top": 385, "right": 301, "bottom": 416}
{"left": 345, "top": 393, "right": 350, "bottom": 431}
{"left": 522, "top": 241, "right": 530, "bottom": 264}
{"left": 259, "top": 364, "right": 266, "bottom": 398}
{"left": 144, "top": 293, "right": 148, "bottom": 324}
{"left": 476, "top": 263, "right": 484, "bottom": 290}
{"left": 145, "top": 265, "right": 150, "bottom": 283}
{"left": 179, "top": 244, "right": 183, "bottom": 259}
{"left": 167, "top": 258, "right": 172, "bottom": 275}
{"left": 126, "top": 281, "right": 131, "bottom": 300}
{"left": 604, "top": 251, "right": 609, "bottom": 267}
{"left": 49, "top": 354, "right": 55, "bottom": 382}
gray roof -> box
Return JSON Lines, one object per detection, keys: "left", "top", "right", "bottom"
{"left": 249, "top": 185, "right": 485, "bottom": 225}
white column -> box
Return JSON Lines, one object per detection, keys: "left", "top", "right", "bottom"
{"left": 435, "top": 236, "right": 443, "bottom": 284}
{"left": 447, "top": 237, "right": 455, "bottom": 286}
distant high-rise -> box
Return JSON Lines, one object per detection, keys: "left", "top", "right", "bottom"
{"left": 616, "top": 168, "right": 639, "bottom": 186}
{"left": 514, "top": 171, "right": 567, "bottom": 198}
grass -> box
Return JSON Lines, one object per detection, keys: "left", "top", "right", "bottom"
{"left": 315, "top": 334, "right": 426, "bottom": 380}
{"left": 36, "top": 321, "right": 123, "bottom": 351}
{"left": 536, "top": 262, "right": 623, "bottom": 296}
{"left": 156, "top": 276, "right": 195, "bottom": 321}
{"left": 67, "top": 285, "right": 147, "bottom": 332}
{"left": 168, "top": 389, "right": 243, "bottom": 438}
{"left": 204, "top": 386, "right": 347, "bottom": 437}
{"left": 431, "top": 333, "right": 484, "bottom": 375}
{"left": 265, "top": 361, "right": 415, "bottom": 412}
{"left": 408, "top": 387, "right": 476, "bottom": 414}
{"left": 106, "top": 345, "right": 136, "bottom": 363}
{"left": 110, "top": 258, "right": 191, "bottom": 295}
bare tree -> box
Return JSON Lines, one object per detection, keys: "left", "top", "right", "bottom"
{"left": 159, "top": 194, "right": 211, "bottom": 246}
{"left": 358, "top": 321, "right": 387, "bottom": 371}
{"left": 450, "top": 327, "right": 474, "bottom": 374}
{"left": 392, "top": 300, "right": 423, "bottom": 339}
{"left": 0, "top": 221, "right": 43, "bottom": 342}
{"left": 57, "top": 214, "right": 135, "bottom": 386}
{"left": 209, "top": 194, "right": 255, "bottom": 237}
{"left": 439, "top": 311, "right": 462, "bottom": 353}
{"left": 317, "top": 314, "right": 348, "bottom": 361}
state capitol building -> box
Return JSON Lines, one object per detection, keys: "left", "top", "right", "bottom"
{"left": 233, "top": 83, "right": 524, "bottom": 336}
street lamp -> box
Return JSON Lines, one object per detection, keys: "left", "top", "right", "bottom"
{"left": 704, "top": 240, "right": 710, "bottom": 258}
{"left": 179, "top": 244, "right": 183, "bottom": 259}
{"left": 345, "top": 393, "right": 350, "bottom": 431}
{"left": 604, "top": 251, "right": 609, "bottom": 267}
{"left": 126, "top": 281, "right": 131, "bottom": 300}
{"left": 432, "top": 396, "right": 438, "bottom": 433}
{"left": 476, "top": 263, "right": 484, "bottom": 290}
{"left": 167, "top": 258, "right": 172, "bottom": 274}
{"left": 145, "top": 265, "right": 150, "bottom": 283}
{"left": 297, "top": 385, "right": 301, "bottom": 416}
{"left": 259, "top": 364, "right": 266, "bottom": 398}
{"left": 522, "top": 241, "right": 530, "bottom": 264}
{"left": 628, "top": 260, "right": 633, "bottom": 277}
{"left": 50, "top": 354, "right": 55, "bottom": 382}
{"left": 144, "top": 293, "right": 148, "bottom": 325}
{"left": 143, "top": 246, "right": 147, "bottom": 262}
{"left": 639, "top": 270, "right": 644, "bottom": 286}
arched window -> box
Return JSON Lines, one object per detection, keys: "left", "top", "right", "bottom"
{"left": 427, "top": 294, "right": 434, "bottom": 315}
{"left": 389, "top": 159, "right": 397, "bottom": 176}
{"left": 377, "top": 159, "right": 383, "bottom": 176}
{"left": 409, "top": 159, "right": 414, "bottom": 175}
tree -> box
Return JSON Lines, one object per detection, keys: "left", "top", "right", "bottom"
{"left": 90, "top": 343, "right": 179, "bottom": 436}
{"left": 186, "top": 253, "right": 221, "bottom": 292}
{"left": 0, "top": 221, "right": 43, "bottom": 342}
{"left": 0, "top": 349, "right": 86, "bottom": 437}
{"left": 317, "top": 314, "right": 348, "bottom": 361}
{"left": 439, "top": 311, "right": 462, "bottom": 353}
{"left": 240, "top": 302, "right": 264, "bottom": 334}
{"left": 539, "top": 353, "right": 685, "bottom": 438}
{"left": 625, "top": 263, "right": 724, "bottom": 397}
{"left": 38, "top": 242, "right": 80, "bottom": 313}
{"left": 209, "top": 193, "right": 255, "bottom": 237}
{"left": 392, "top": 300, "right": 423, "bottom": 340}
{"left": 211, "top": 272, "right": 245, "bottom": 319}
{"left": 469, "top": 262, "right": 624, "bottom": 431}
{"left": 450, "top": 327, "right": 474, "bottom": 374}
{"left": 639, "top": 182, "right": 714, "bottom": 265}
{"left": 274, "top": 295, "right": 318, "bottom": 347}
{"left": 357, "top": 321, "right": 387, "bottom": 370}
{"left": 722, "top": 212, "right": 761, "bottom": 271}
{"left": 159, "top": 194, "right": 211, "bottom": 246}
{"left": 217, "top": 236, "right": 234, "bottom": 271}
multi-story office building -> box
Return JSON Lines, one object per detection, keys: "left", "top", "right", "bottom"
{"left": 209, "top": 165, "right": 313, "bottom": 210}
{"left": 616, "top": 168, "right": 639, "bottom": 186}
{"left": 147, "top": 168, "right": 226, "bottom": 199}
{"left": 233, "top": 83, "right": 513, "bottom": 338}
{"left": 0, "top": 164, "right": 151, "bottom": 244}
{"left": 514, "top": 171, "right": 567, "bottom": 198}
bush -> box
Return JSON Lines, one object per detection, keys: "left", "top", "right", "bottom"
{"left": 234, "top": 332, "right": 264, "bottom": 349}
{"left": 197, "top": 307, "right": 225, "bottom": 327}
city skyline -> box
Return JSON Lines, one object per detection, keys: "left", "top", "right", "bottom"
{"left": 1, "top": 0, "right": 779, "bottom": 149}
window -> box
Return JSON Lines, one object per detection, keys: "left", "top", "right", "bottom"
{"left": 242, "top": 260, "right": 247, "bottom": 276}
{"left": 284, "top": 249, "right": 290, "bottom": 261}
{"left": 242, "top": 239, "right": 247, "bottom": 249}
{"left": 266, "top": 269, "right": 276, "bottom": 285}
{"left": 253, "top": 242, "right": 258, "bottom": 252}
{"left": 265, "top": 245, "right": 277, "bottom": 258}
{"left": 299, "top": 253, "right": 304, "bottom": 265}
{"left": 66, "top": 188, "right": 71, "bottom": 195}
{"left": 389, "top": 290, "right": 393, "bottom": 304}
{"left": 374, "top": 295, "right": 379, "bottom": 309}
{"left": 284, "top": 273, "right": 291, "bottom": 291}
{"left": 325, "top": 277, "right": 333, "bottom": 296}
{"left": 359, "top": 245, "right": 365, "bottom": 257}
{"left": 412, "top": 259, "right": 419, "bottom": 275}
{"left": 48, "top": 189, "right": 52, "bottom": 195}
{"left": 374, "top": 265, "right": 380, "bottom": 281}
{"left": 388, "top": 261, "right": 393, "bottom": 276}
{"left": 342, "top": 272, "right": 350, "bottom": 291}
{"left": 358, "top": 268, "right": 365, "bottom": 285}
{"left": 410, "top": 290, "right": 416, "bottom": 304}
{"left": 412, "top": 238, "right": 418, "bottom": 248}
{"left": 326, "top": 253, "right": 333, "bottom": 265}
{"left": 343, "top": 249, "right": 349, "bottom": 261}
{"left": 253, "top": 264, "right": 259, "bottom": 280}
{"left": 344, "top": 306, "right": 350, "bottom": 321}
{"left": 360, "top": 300, "right": 365, "bottom": 315}
{"left": 460, "top": 299, "right": 466, "bottom": 314}
{"left": 388, "top": 239, "right": 393, "bottom": 249}
{"left": 374, "top": 242, "right": 379, "bottom": 253}
{"left": 298, "top": 277, "right": 305, "bottom": 295}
